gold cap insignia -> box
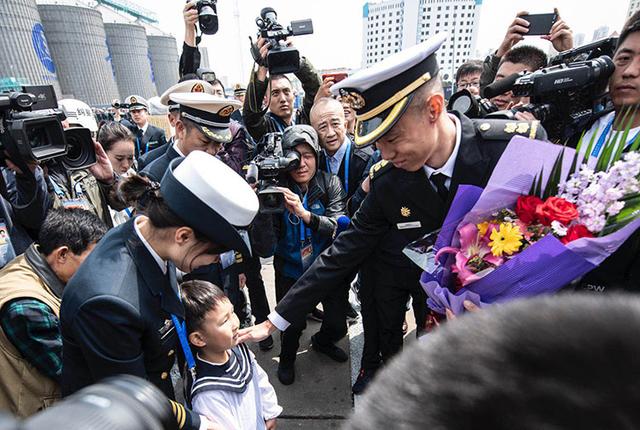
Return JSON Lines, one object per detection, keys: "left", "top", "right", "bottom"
{"left": 191, "top": 83, "right": 205, "bottom": 93}
{"left": 479, "top": 123, "right": 491, "bottom": 132}
{"left": 401, "top": 207, "right": 411, "bottom": 217}
{"left": 130, "top": 96, "right": 137, "bottom": 104}
{"left": 218, "top": 105, "right": 235, "bottom": 117}
{"left": 339, "top": 89, "right": 366, "bottom": 110}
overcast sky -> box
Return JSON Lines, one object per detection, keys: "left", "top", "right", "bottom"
{"left": 134, "top": 0, "right": 629, "bottom": 85}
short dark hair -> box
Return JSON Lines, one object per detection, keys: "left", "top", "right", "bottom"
{"left": 269, "top": 74, "right": 292, "bottom": 87}
{"left": 38, "top": 208, "right": 107, "bottom": 256}
{"left": 500, "top": 45, "right": 548, "bottom": 71}
{"left": 455, "top": 59, "right": 483, "bottom": 83}
{"left": 180, "top": 280, "right": 228, "bottom": 335}
{"left": 618, "top": 10, "right": 640, "bottom": 50}
{"left": 347, "top": 294, "right": 640, "bottom": 430}
{"left": 97, "top": 121, "right": 134, "bottom": 152}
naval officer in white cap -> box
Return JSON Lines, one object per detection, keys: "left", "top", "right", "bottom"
{"left": 238, "top": 34, "right": 547, "bottom": 370}
{"left": 141, "top": 93, "right": 241, "bottom": 182}
{"left": 61, "top": 151, "right": 259, "bottom": 430}
{"left": 138, "top": 79, "right": 217, "bottom": 170}
{"left": 124, "top": 94, "right": 168, "bottom": 158}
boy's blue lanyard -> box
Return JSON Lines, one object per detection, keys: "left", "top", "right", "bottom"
{"left": 325, "top": 141, "right": 352, "bottom": 195}
{"left": 136, "top": 134, "right": 150, "bottom": 156}
{"left": 592, "top": 118, "right": 640, "bottom": 157}
{"left": 300, "top": 193, "right": 312, "bottom": 243}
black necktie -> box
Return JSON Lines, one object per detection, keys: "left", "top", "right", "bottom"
{"left": 430, "top": 173, "right": 449, "bottom": 202}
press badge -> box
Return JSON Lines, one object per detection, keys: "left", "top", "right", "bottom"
{"left": 62, "top": 198, "right": 91, "bottom": 210}
{"left": 397, "top": 221, "right": 422, "bottom": 230}
{"left": 301, "top": 240, "right": 314, "bottom": 270}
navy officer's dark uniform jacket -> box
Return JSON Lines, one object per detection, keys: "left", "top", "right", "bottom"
{"left": 131, "top": 123, "right": 168, "bottom": 158}
{"left": 138, "top": 136, "right": 173, "bottom": 171}
{"left": 60, "top": 218, "right": 199, "bottom": 429}
{"left": 274, "top": 113, "right": 547, "bottom": 326}
{"left": 141, "top": 144, "right": 182, "bottom": 182}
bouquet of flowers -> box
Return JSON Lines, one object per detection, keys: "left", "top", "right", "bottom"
{"left": 404, "top": 114, "right": 640, "bottom": 316}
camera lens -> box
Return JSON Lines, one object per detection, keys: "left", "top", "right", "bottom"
{"left": 61, "top": 127, "right": 96, "bottom": 171}
{"left": 199, "top": 4, "right": 219, "bottom": 35}
{"left": 27, "top": 125, "right": 49, "bottom": 149}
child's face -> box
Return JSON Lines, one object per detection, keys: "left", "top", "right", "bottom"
{"left": 196, "top": 299, "right": 240, "bottom": 353}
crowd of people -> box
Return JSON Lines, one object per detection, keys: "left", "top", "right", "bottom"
{"left": 0, "top": 2, "right": 639, "bottom": 429}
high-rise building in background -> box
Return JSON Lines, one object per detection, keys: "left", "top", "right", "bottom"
{"left": 362, "top": 0, "right": 482, "bottom": 81}
{"left": 592, "top": 25, "right": 610, "bottom": 42}
{"left": 628, "top": 0, "right": 640, "bottom": 17}
{"left": 573, "top": 32, "right": 585, "bottom": 48}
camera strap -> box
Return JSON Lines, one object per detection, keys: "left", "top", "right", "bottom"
{"left": 592, "top": 117, "right": 640, "bottom": 158}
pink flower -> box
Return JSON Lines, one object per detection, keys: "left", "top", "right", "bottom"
{"left": 436, "top": 223, "right": 504, "bottom": 287}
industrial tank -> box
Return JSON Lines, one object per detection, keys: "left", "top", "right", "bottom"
{"left": 0, "top": 0, "right": 61, "bottom": 93}
{"left": 104, "top": 22, "right": 157, "bottom": 100}
{"left": 37, "top": 3, "right": 119, "bottom": 106}
{"left": 147, "top": 34, "right": 179, "bottom": 95}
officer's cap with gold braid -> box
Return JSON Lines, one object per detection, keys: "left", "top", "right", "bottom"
{"left": 160, "top": 79, "right": 216, "bottom": 111}
{"left": 170, "top": 93, "right": 241, "bottom": 144}
{"left": 331, "top": 33, "right": 447, "bottom": 147}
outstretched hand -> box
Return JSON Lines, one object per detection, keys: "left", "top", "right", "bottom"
{"left": 237, "top": 320, "right": 277, "bottom": 344}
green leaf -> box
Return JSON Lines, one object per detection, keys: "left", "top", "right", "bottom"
{"left": 569, "top": 130, "right": 587, "bottom": 177}
{"left": 601, "top": 194, "right": 640, "bottom": 235}
{"left": 543, "top": 149, "right": 565, "bottom": 199}
{"left": 612, "top": 105, "right": 639, "bottom": 164}
{"left": 629, "top": 129, "right": 640, "bottom": 153}
{"left": 534, "top": 166, "right": 544, "bottom": 198}
{"left": 581, "top": 124, "right": 600, "bottom": 166}
{"left": 596, "top": 106, "right": 633, "bottom": 172}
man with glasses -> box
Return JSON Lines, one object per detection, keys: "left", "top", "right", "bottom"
{"left": 455, "top": 60, "right": 483, "bottom": 96}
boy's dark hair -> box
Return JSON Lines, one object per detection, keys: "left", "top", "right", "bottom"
{"left": 455, "top": 59, "right": 483, "bottom": 83}
{"left": 500, "top": 45, "right": 548, "bottom": 71}
{"left": 618, "top": 10, "right": 640, "bottom": 50}
{"left": 180, "top": 280, "right": 228, "bottom": 335}
{"left": 347, "top": 294, "right": 640, "bottom": 430}
{"left": 38, "top": 208, "right": 108, "bottom": 256}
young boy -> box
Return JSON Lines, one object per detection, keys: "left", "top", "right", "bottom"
{"left": 181, "top": 280, "right": 282, "bottom": 430}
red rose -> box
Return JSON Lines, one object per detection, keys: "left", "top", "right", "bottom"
{"left": 515, "top": 195, "right": 543, "bottom": 224}
{"left": 535, "top": 197, "right": 579, "bottom": 226}
{"left": 560, "top": 224, "right": 594, "bottom": 244}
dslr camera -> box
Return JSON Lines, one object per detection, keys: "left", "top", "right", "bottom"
{"left": 194, "top": 0, "right": 218, "bottom": 35}
{"left": 0, "top": 85, "right": 96, "bottom": 172}
{"left": 252, "top": 7, "right": 313, "bottom": 74}
{"left": 246, "top": 132, "right": 301, "bottom": 214}
{"left": 450, "top": 38, "right": 617, "bottom": 141}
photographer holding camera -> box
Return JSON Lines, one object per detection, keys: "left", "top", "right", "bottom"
{"left": 244, "top": 11, "right": 321, "bottom": 143}
{"left": 251, "top": 125, "right": 348, "bottom": 386}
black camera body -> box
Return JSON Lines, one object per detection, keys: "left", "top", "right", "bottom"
{"left": 193, "top": 0, "right": 218, "bottom": 35}
{"left": 253, "top": 7, "right": 313, "bottom": 74}
{"left": 1, "top": 375, "right": 174, "bottom": 430}
{"left": 0, "top": 85, "right": 96, "bottom": 172}
{"left": 246, "top": 132, "right": 301, "bottom": 214}
{"left": 448, "top": 89, "right": 499, "bottom": 119}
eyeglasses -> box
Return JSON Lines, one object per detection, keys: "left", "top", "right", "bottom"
{"left": 457, "top": 81, "right": 480, "bottom": 90}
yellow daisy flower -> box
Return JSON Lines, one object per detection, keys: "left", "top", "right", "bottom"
{"left": 489, "top": 222, "right": 523, "bottom": 257}
{"left": 477, "top": 221, "right": 490, "bottom": 236}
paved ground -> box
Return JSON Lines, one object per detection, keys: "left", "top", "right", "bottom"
{"left": 249, "top": 258, "right": 418, "bottom": 429}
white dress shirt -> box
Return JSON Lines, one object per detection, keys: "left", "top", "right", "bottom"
{"left": 325, "top": 136, "right": 350, "bottom": 175}
{"left": 423, "top": 114, "right": 462, "bottom": 190}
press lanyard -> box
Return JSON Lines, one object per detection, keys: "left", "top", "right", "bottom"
{"left": 171, "top": 313, "right": 197, "bottom": 380}
{"left": 325, "top": 140, "right": 351, "bottom": 195}
{"left": 136, "top": 134, "right": 150, "bottom": 156}
{"left": 592, "top": 118, "right": 640, "bottom": 157}
{"left": 49, "top": 178, "right": 66, "bottom": 198}
{"left": 299, "top": 193, "right": 312, "bottom": 243}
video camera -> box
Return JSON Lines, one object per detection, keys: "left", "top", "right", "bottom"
{"left": 0, "top": 85, "right": 96, "bottom": 172}
{"left": 252, "top": 7, "right": 314, "bottom": 74}
{"left": 449, "top": 37, "right": 618, "bottom": 141}
{"left": 0, "top": 375, "right": 174, "bottom": 430}
{"left": 246, "top": 132, "right": 301, "bottom": 214}
{"left": 111, "top": 99, "right": 129, "bottom": 110}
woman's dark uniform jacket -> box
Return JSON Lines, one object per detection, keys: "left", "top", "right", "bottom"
{"left": 273, "top": 113, "right": 548, "bottom": 327}
{"left": 60, "top": 219, "right": 199, "bottom": 429}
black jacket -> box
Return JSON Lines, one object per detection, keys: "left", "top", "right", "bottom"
{"left": 138, "top": 137, "right": 173, "bottom": 171}
{"left": 140, "top": 145, "right": 182, "bottom": 182}
{"left": 273, "top": 113, "right": 547, "bottom": 327}
{"left": 131, "top": 124, "right": 168, "bottom": 158}
{"left": 60, "top": 218, "right": 199, "bottom": 429}
{"left": 318, "top": 140, "right": 374, "bottom": 203}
